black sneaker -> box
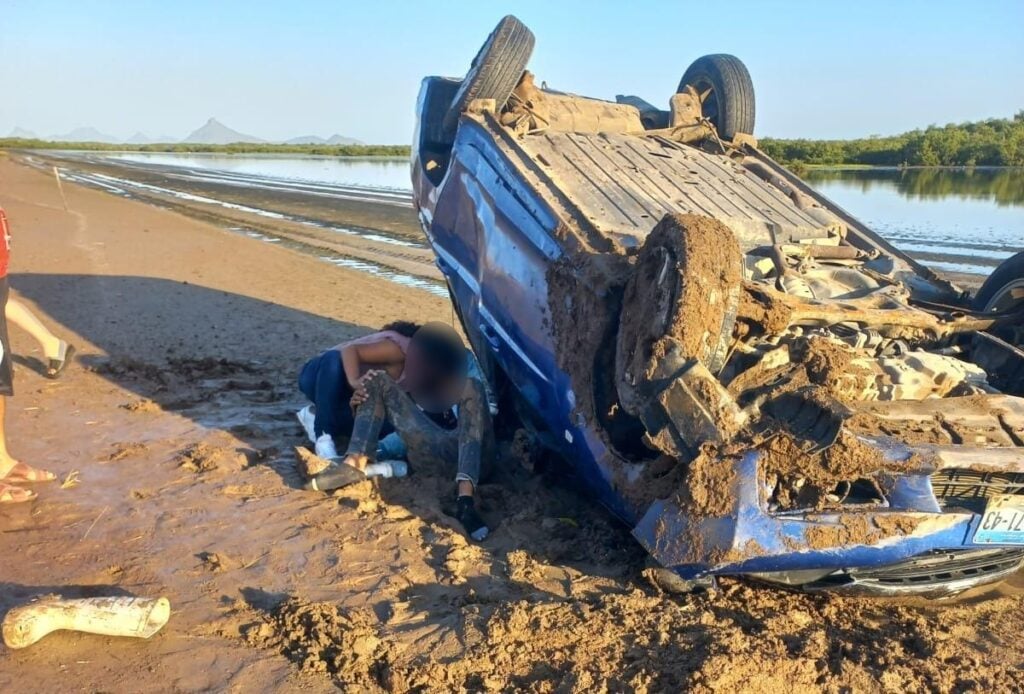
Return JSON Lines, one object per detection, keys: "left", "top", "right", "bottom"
{"left": 455, "top": 495, "right": 489, "bottom": 541}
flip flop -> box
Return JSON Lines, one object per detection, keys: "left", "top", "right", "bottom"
{"left": 45, "top": 341, "right": 77, "bottom": 379}
{"left": 0, "top": 482, "right": 37, "bottom": 504}
{"left": 2, "top": 461, "right": 57, "bottom": 484}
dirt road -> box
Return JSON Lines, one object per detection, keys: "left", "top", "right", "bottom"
{"left": 1, "top": 154, "right": 1022, "bottom": 692}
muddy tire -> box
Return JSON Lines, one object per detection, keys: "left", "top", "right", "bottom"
{"left": 974, "top": 251, "right": 1024, "bottom": 313}
{"left": 442, "top": 16, "right": 535, "bottom": 139}
{"left": 678, "top": 54, "right": 755, "bottom": 139}
{"left": 615, "top": 214, "right": 743, "bottom": 416}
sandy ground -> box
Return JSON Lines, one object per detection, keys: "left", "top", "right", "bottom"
{"left": 1, "top": 154, "right": 1023, "bottom": 692}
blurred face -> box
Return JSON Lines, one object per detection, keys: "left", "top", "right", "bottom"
{"left": 403, "top": 327, "right": 468, "bottom": 411}
{"left": 404, "top": 341, "right": 466, "bottom": 411}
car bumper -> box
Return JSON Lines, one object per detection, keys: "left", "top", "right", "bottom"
{"left": 633, "top": 443, "right": 1024, "bottom": 585}
{"left": 749, "top": 547, "right": 1024, "bottom": 597}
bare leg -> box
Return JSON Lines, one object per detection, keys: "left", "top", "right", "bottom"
{"left": 0, "top": 396, "right": 54, "bottom": 484}
{"left": 6, "top": 298, "right": 61, "bottom": 358}
{"left": 0, "top": 396, "right": 14, "bottom": 478}
{"left": 0, "top": 395, "right": 35, "bottom": 502}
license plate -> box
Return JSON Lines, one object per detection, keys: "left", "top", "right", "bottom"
{"left": 974, "top": 494, "right": 1024, "bottom": 544}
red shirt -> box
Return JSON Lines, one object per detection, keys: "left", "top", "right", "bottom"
{"left": 0, "top": 208, "right": 10, "bottom": 278}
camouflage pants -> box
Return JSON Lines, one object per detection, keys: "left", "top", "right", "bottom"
{"left": 345, "top": 372, "right": 491, "bottom": 486}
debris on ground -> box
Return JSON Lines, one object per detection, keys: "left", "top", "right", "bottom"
{"left": 176, "top": 442, "right": 247, "bottom": 474}
{"left": 120, "top": 399, "right": 162, "bottom": 414}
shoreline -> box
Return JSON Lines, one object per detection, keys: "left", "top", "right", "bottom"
{"left": 10, "top": 152, "right": 439, "bottom": 299}
{"left": 14, "top": 150, "right": 997, "bottom": 291}
{"left": 8, "top": 145, "right": 1024, "bottom": 169}
{"left": 35, "top": 148, "right": 412, "bottom": 163}
{"left": 0, "top": 141, "right": 409, "bottom": 157}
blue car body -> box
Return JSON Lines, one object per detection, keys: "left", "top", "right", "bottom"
{"left": 411, "top": 76, "right": 1024, "bottom": 595}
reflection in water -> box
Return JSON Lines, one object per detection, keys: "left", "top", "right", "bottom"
{"left": 804, "top": 168, "right": 1024, "bottom": 207}
{"left": 804, "top": 168, "right": 1024, "bottom": 275}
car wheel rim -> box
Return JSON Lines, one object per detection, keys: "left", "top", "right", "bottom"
{"left": 986, "top": 278, "right": 1024, "bottom": 312}
{"left": 693, "top": 79, "right": 720, "bottom": 129}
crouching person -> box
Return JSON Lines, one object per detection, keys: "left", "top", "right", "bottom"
{"left": 305, "top": 323, "right": 494, "bottom": 541}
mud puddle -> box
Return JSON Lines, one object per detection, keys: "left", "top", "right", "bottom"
{"left": 223, "top": 226, "right": 446, "bottom": 297}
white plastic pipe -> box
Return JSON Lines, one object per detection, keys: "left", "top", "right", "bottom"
{"left": 2, "top": 596, "right": 171, "bottom": 649}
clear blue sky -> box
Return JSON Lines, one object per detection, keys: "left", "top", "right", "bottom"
{"left": 2, "top": 0, "right": 1022, "bottom": 143}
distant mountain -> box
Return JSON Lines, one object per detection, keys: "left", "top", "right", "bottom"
{"left": 123, "top": 132, "right": 179, "bottom": 144}
{"left": 125, "top": 131, "right": 156, "bottom": 144}
{"left": 13, "top": 120, "right": 368, "bottom": 147}
{"left": 327, "top": 133, "right": 362, "bottom": 145}
{"left": 181, "top": 118, "right": 264, "bottom": 144}
{"left": 47, "top": 126, "right": 120, "bottom": 143}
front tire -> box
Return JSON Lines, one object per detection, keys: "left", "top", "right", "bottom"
{"left": 615, "top": 214, "right": 743, "bottom": 416}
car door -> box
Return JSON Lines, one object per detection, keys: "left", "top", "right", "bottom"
{"left": 429, "top": 122, "right": 565, "bottom": 441}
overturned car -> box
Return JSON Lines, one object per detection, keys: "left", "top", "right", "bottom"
{"left": 412, "top": 16, "right": 1024, "bottom": 596}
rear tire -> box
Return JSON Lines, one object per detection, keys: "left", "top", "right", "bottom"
{"left": 441, "top": 16, "right": 535, "bottom": 139}
{"left": 677, "top": 54, "right": 755, "bottom": 139}
{"left": 974, "top": 251, "right": 1024, "bottom": 312}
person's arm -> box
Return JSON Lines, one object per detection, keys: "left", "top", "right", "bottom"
{"left": 337, "top": 338, "right": 405, "bottom": 388}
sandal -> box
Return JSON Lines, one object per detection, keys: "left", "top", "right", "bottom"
{"left": 45, "top": 341, "right": 76, "bottom": 379}
{"left": 1, "top": 461, "right": 57, "bottom": 484}
{"left": 0, "top": 482, "right": 37, "bottom": 504}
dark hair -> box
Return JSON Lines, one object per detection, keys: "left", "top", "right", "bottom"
{"left": 381, "top": 320, "right": 421, "bottom": 338}
{"left": 411, "top": 322, "right": 467, "bottom": 379}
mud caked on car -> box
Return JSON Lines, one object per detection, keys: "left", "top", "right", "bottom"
{"left": 411, "top": 16, "right": 1024, "bottom": 596}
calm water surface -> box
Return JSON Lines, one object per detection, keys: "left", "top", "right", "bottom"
{"left": 804, "top": 168, "right": 1024, "bottom": 274}
{"left": 105, "top": 152, "right": 412, "bottom": 190}
{"left": 97, "top": 153, "right": 1023, "bottom": 275}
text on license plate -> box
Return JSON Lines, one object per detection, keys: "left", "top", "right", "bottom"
{"left": 974, "top": 494, "right": 1024, "bottom": 545}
